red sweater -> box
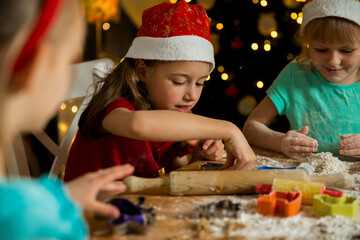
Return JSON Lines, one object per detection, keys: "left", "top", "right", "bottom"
{"left": 64, "top": 99, "right": 192, "bottom": 182}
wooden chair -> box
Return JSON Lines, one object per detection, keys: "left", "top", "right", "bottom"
{"left": 6, "top": 58, "right": 114, "bottom": 178}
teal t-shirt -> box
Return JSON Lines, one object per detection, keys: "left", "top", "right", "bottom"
{"left": 0, "top": 175, "right": 88, "bottom": 240}
{"left": 267, "top": 61, "right": 360, "bottom": 154}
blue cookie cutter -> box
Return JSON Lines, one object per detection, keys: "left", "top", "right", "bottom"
{"left": 108, "top": 196, "right": 155, "bottom": 235}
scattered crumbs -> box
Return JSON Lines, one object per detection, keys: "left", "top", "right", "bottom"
{"left": 254, "top": 156, "right": 284, "bottom": 169}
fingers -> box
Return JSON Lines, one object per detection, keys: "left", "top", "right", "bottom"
{"left": 87, "top": 201, "right": 120, "bottom": 219}
{"left": 281, "top": 130, "right": 318, "bottom": 156}
{"left": 200, "top": 140, "right": 224, "bottom": 160}
{"left": 221, "top": 156, "right": 235, "bottom": 170}
{"left": 99, "top": 181, "right": 127, "bottom": 192}
{"left": 93, "top": 164, "right": 135, "bottom": 184}
{"left": 339, "top": 148, "right": 360, "bottom": 157}
{"left": 298, "top": 126, "right": 309, "bottom": 135}
{"left": 340, "top": 134, "right": 356, "bottom": 140}
{"left": 339, "top": 135, "right": 360, "bottom": 156}
{"left": 221, "top": 148, "right": 255, "bottom": 171}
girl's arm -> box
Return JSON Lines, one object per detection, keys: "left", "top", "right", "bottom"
{"left": 243, "top": 96, "right": 317, "bottom": 158}
{"left": 243, "top": 96, "right": 285, "bottom": 152}
{"left": 102, "top": 108, "right": 255, "bottom": 170}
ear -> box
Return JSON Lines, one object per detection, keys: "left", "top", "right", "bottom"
{"left": 11, "top": 43, "right": 52, "bottom": 92}
{"left": 134, "top": 60, "right": 148, "bottom": 82}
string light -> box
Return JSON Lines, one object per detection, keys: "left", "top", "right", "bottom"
{"left": 217, "top": 66, "right": 225, "bottom": 72}
{"left": 102, "top": 22, "right": 110, "bottom": 31}
{"left": 216, "top": 23, "right": 224, "bottom": 30}
{"left": 270, "top": 31, "right": 278, "bottom": 38}
{"left": 170, "top": 0, "right": 177, "bottom": 3}
{"left": 60, "top": 103, "right": 66, "bottom": 110}
{"left": 256, "top": 81, "right": 264, "bottom": 89}
{"left": 290, "top": 12, "right": 297, "bottom": 20}
{"left": 221, "top": 73, "right": 229, "bottom": 81}
{"left": 71, "top": 105, "right": 78, "bottom": 113}
{"left": 264, "top": 40, "right": 271, "bottom": 51}
{"left": 206, "top": 75, "right": 211, "bottom": 81}
{"left": 58, "top": 122, "right": 68, "bottom": 133}
{"left": 260, "top": 0, "right": 268, "bottom": 7}
{"left": 251, "top": 43, "right": 259, "bottom": 51}
{"left": 252, "top": 0, "right": 259, "bottom": 4}
{"left": 297, "top": 12, "right": 303, "bottom": 24}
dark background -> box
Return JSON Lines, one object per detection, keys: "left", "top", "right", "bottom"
{"left": 83, "top": 0, "right": 303, "bottom": 131}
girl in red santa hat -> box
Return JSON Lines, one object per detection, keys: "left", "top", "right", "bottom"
{"left": 243, "top": 0, "right": 360, "bottom": 159}
{"left": 64, "top": 0, "right": 255, "bottom": 181}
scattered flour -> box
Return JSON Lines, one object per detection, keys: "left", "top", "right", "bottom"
{"left": 254, "top": 155, "right": 285, "bottom": 168}
{"left": 305, "top": 152, "right": 352, "bottom": 175}
{"left": 193, "top": 199, "right": 360, "bottom": 240}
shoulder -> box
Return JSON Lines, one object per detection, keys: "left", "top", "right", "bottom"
{"left": 0, "top": 177, "right": 87, "bottom": 239}
{"left": 105, "top": 98, "right": 136, "bottom": 117}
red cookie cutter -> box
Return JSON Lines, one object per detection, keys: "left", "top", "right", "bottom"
{"left": 257, "top": 191, "right": 302, "bottom": 217}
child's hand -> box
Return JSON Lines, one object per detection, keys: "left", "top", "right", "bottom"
{"left": 188, "top": 140, "right": 225, "bottom": 160}
{"left": 67, "top": 164, "right": 134, "bottom": 219}
{"left": 221, "top": 130, "right": 256, "bottom": 170}
{"left": 339, "top": 134, "right": 360, "bottom": 157}
{"left": 280, "top": 126, "right": 318, "bottom": 159}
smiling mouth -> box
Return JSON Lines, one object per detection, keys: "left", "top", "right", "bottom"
{"left": 325, "top": 67, "right": 343, "bottom": 73}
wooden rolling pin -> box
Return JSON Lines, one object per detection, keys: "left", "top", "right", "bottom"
{"left": 123, "top": 169, "right": 353, "bottom": 196}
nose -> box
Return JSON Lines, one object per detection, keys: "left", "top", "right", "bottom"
{"left": 327, "top": 51, "right": 341, "bottom": 66}
{"left": 184, "top": 85, "right": 200, "bottom": 102}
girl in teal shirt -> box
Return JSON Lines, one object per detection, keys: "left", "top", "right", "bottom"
{"left": 0, "top": 0, "right": 134, "bottom": 239}
{"left": 243, "top": 0, "right": 360, "bottom": 159}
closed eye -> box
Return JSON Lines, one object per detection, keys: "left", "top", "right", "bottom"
{"left": 172, "top": 81, "right": 185, "bottom": 86}
{"left": 341, "top": 49, "right": 355, "bottom": 54}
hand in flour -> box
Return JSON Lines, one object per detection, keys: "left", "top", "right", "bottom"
{"left": 280, "top": 126, "right": 318, "bottom": 159}
{"left": 339, "top": 134, "right": 360, "bottom": 157}
{"left": 187, "top": 139, "right": 225, "bottom": 160}
{"left": 67, "top": 164, "right": 134, "bottom": 218}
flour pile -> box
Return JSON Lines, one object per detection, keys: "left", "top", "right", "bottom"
{"left": 305, "top": 152, "right": 351, "bottom": 175}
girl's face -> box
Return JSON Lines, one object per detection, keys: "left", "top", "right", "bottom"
{"left": 144, "top": 61, "right": 210, "bottom": 112}
{"left": 309, "top": 40, "right": 360, "bottom": 85}
{"left": 21, "top": 9, "right": 85, "bottom": 130}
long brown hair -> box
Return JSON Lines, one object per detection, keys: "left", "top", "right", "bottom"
{"left": 78, "top": 58, "right": 160, "bottom": 138}
{"left": 296, "top": 17, "right": 360, "bottom": 65}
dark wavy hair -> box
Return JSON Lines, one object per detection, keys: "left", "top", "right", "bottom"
{"left": 78, "top": 58, "right": 160, "bottom": 138}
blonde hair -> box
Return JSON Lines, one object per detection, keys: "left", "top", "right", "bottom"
{"left": 296, "top": 17, "right": 360, "bottom": 65}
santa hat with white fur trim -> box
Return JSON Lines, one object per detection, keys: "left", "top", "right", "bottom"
{"left": 125, "top": 0, "right": 215, "bottom": 72}
{"left": 301, "top": 0, "right": 360, "bottom": 33}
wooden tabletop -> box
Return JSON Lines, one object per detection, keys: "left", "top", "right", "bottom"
{"left": 88, "top": 147, "right": 360, "bottom": 240}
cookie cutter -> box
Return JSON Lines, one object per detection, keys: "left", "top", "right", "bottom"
{"left": 108, "top": 196, "right": 156, "bottom": 235}
{"left": 257, "top": 191, "right": 302, "bottom": 217}
{"left": 200, "top": 162, "right": 224, "bottom": 171}
{"left": 272, "top": 179, "right": 343, "bottom": 205}
{"left": 313, "top": 194, "right": 359, "bottom": 219}
{"left": 193, "top": 199, "right": 242, "bottom": 219}
{"left": 256, "top": 179, "right": 343, "bottom": 205}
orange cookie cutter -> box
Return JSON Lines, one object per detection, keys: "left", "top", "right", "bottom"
{"left": 257, "top": 191, "right": 302, "bottom": 217}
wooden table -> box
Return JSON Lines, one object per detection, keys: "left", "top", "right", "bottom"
{"left": 89, "top": 147, "right": 360, "bottom": 240}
